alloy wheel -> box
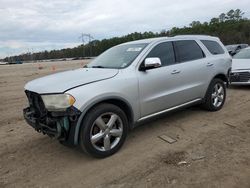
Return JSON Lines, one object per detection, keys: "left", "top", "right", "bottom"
{"left": 212, "top": 83, "right": 224, "bottom": 108}
{"left": 90, "top": 112, "right": 123, "bottom": 152}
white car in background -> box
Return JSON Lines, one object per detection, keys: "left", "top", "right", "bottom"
{"left": 230, "top": 47, "right": 250, "bottom": 85}
{"left": 226, "top": 44, "right": 249, "bottom": 56}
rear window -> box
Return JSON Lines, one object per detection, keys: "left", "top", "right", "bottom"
{"left": 201, "top": 40, "right": 225, "bottom": 55}
{"left": 174, "top": 40, "right": 205, "bottom": 62}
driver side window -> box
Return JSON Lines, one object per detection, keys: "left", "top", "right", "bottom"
{"left": 146, "top": 42, "right": 176, "bottom": 67}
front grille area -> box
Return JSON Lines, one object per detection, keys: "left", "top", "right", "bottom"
{"left": 25, "top": 90, "right": 47, "bottom": 118}
{"left": 230, "top": 71, "right": 250, "bottom": 82}
{"left": 24, "top": 91, "right": 80, "bottom": 143}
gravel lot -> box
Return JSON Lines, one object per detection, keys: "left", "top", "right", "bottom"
{"left": 0, "top": 60, "right": 249, "bottom": 188}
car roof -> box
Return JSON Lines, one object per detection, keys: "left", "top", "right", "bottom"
{"left": 121, "top": 35, "right": 219, "bottom": 45}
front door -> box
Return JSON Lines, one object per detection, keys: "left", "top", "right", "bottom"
{"left": 137, "top": 42, "right": 181, "bottom": 117}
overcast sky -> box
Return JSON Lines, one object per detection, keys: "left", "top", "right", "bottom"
{"left": 0, "top": 0, "right": 249, "bottom": 58}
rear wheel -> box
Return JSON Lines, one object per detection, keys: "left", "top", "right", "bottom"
{"left": 79, "top": 103, "right": 128, "bottom": 158}
{"left": 202, "top": 78, "right": 226, "bottom": 111}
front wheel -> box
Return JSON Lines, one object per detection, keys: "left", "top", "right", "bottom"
{"left": 202, "top": 78, "right": 226, "bottom": 111}
{"left": 79, "top": 103, "right": 128, "bottom": 158}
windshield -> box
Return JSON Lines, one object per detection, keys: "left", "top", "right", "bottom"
{"left": 233, "top": 49, "right": 250, "bottom": 59}
{"left": 87, "top": 43, "right": 148, "bottom": 69}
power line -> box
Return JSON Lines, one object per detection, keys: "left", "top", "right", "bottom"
{"left": 79, "top": 33, "right": 94, "bottom": 57}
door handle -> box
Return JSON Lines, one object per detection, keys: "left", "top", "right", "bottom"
{"left": 207, "top": 62, "right": 214, "bottom": 67}
{"left": 171, "top": 70, "right": 181, "bottom": 74}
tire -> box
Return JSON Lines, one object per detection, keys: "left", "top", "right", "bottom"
{"left": 59, "top": 140, "right": 73, "bottom": 147}
{"left": 202, "top": 78, "right": 226, "bottom": 111}
{"left": 79, "top": 103, "right": 128, "bottom": 158}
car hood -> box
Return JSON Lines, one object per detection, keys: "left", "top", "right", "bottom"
{"left": 232, "top": 59, "right": 250, "bottom": 71}
{"left": 25, "top": 68, "right": 119, "bottom": 94}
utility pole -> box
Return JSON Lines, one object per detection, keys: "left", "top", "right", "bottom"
{"left": 27, "top": 48, "right": 32, "bottom": 62}
{"left": 7, "top": 52, "right": 10, "bottom": 63}
{"left": 79, "top": 33, "right": 94, "bottom": 58}
{"left": 30, "top": 48, "right": 34, "bottom": 62}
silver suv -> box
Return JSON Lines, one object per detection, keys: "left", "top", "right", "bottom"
{"left": 23, "top": 35, "right": 232, "bottom": 157}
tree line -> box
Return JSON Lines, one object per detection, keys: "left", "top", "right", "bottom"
{"left": 3, "top": 9, "right": 250, "bottom": 62}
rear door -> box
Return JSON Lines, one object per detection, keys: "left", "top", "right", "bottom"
{"left": 171, "top": 40, "right": 212, "bottom": 101}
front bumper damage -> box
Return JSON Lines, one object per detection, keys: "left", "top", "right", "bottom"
{"left": 23, "top": 91, "right": 81, "bottom": 145}
{"left": 230, "top": 71, "right": 250, "bottom": 85}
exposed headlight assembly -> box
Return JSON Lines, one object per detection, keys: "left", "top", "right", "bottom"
{"left": 41, "top": 94, "right": 75, "bottom": 111}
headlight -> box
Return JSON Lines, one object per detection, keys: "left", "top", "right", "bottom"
{"left": 41, "top": 94, "right": 75, "bottom": 111}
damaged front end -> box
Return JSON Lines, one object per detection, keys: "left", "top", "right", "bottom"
{"left": 23, "top": 90, "right": 81, "bottom": 145}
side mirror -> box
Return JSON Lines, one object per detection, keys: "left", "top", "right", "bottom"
{"left": 140, "top": 57, "right": 161, "bottom": 71}
{"left": 228, "top": 51, "right": 234, "bottom": 56}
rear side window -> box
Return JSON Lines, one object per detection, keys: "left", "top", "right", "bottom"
{"left": 146, "top": 42, "right": 175, "bottom": 67}
{"left": 201, "top": 40, "right": 225, "bottom": 55}
{"left": 174, "top": 40, "right": 204, "bottom": 62}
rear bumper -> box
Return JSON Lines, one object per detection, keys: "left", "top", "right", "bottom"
{"left": 23, "top": 106, "right": 81, "bottom": 145}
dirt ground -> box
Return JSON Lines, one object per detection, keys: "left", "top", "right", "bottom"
{"left": 0, "top": 60, "right": 249, "bottom": 188}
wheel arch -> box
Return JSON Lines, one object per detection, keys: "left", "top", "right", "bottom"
{"left": 73, "top": 97, "right": 134, "bottom": 145}
{"left": 203, "top": 73, "right": 228, "bottom": 101}
{"left": 213, "top": 73, "right": 228, "bottom": 83}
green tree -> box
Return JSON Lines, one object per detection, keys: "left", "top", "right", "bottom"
{"left": 226, "top": 9, "right": 235, "bottom": 20}
{"left": 219, "top": 13, "right": 226, "bottom": 22}
{"left": 234, "top": 9, "right": 244, "bottom": 20}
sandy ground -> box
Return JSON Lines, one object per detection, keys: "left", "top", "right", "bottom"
{"left": 0, "top": 60, "right": 250, "bottom": 188}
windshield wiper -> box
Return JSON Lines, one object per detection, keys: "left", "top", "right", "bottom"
{"left": 91, "top": 65, "right": 106, "bottom": 68}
